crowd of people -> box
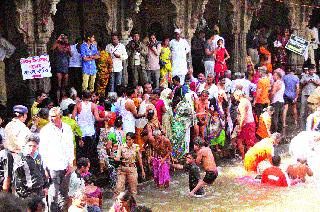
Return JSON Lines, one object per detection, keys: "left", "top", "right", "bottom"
{"left": 0, "top": 23, "right": 320, "bottom": 212}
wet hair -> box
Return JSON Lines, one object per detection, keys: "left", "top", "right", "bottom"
{"left": 172, "top": 75, "right": 180, "bottom": 83}
{"left": 27, "top": 195, "right": 45, "bottom": 212}
{"left": 114, "top": 116, "right": 123, "bottom": 128}
{"left": 126, "top": 132, "right": 135, "bottom": 139}
{"left": 133, "top": 206, "right": 152, "bottom": 212}
{"left": 272, "top": 155, "right": 281, "bottom": 167}
{"left": 117, "top": 191, "right": 136, "bottom": 209}
{"left": 206, "top": 31, "right": 214, "bottom": 40}
{"left": 76, "top": 157, "right": 90, "bottom": 169}
{"left": 0, "top": 192, "right": 27, "bottom": 212}
{"left": 147, "top": 109, "right": 155, "bottom": 120}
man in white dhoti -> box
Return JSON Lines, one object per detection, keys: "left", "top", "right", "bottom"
{"left": 0, "top": 33, "right": 16, "bottom": 105}
{"left": 169, "top": 29, "right": 190, "bottom": 85}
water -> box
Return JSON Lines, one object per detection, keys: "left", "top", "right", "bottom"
{"left": 103, "top": 151, "right": 320, "bottom": 211}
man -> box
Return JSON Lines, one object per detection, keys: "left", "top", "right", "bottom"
{"left": 261, "top": 155, "right": 289, "bottom": 187}
{"left": 39, "top": 107, "right": 74, "bottom": 211}
{"left": 203, "top": 31, "right": 216, "bottom": 77}
{"left": 106, "top": 33, "right": 128, "bottom": 92}
{"left": 254, "top": 67, "right": 271, "bottom": 118}
{"left": 198, "top": 73, "right": 218, "bottom": 100}
{"left": 282, "top": 69, "right": 300, "bottom": 127}
{"left": 143, "top": 82, "right": 153, "bottom": 95}
{"left": 300, "top": 64, "right": 320, "bottom": 127}
{"left": 122, "top": 87, "right": 145, "bottom": 134}
{"left": 169, "top": 29, "right": 191, "bottom": 85}
{"left": 68, "top": 37, "right": 83, "bottom": 94}
{"left": 31, "top": 90, "right": 48, "bottom": 116}
{"left": 0, "top": 33, "right": 15, "bottom": 106}
{"left": 127, "top": 32, "right": 148, "bottom": 87}
{"left": 72, "top": 90, "right": 106, "bottom": 173}
{"left": 234, "top": 90, "right": 256, "bottom": 159}
{"left": 4, "top": 105, "right": 31, "bottom": 155}
{"left": 2, "top": 106, "right": 31, "bottom": 193}
{"left": 189, "top": 140, "right": 218, "bottom": 197}
{"left": 286, "top": 157, "right": 313, "bottom": 183}
{"left": 212, "top": 25, "right": 225, "bottom": 49}
{"left": 13, "top": 135, "right": 49, "bottom": 199}
{"left": 270, "top": 71, "right": 285, "bottom": 133}
{"left": 146, "top": 33, "right": 161, "bottom": 88}
{"left": 68, "top": 157, "right": 90, "bottom": 199}
{"left": 311, "top": 22, "right": 320, "bottom": 72}
{"left": 191, "top": 30, "right": 205, "bottom": 76}
{"left": 80, "top": 34, "right": 100, "bottom": 92}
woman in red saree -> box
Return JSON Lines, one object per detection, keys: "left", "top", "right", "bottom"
{"left": 214, "top": 39, "right": 230, "bottom": 84}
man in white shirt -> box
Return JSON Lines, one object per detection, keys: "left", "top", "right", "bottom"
{"left": 39, "top": 107, "right": 74, "bottom": 212}
{"left": 69, "top": 38, "right": 82, "bottom": 93}
{"left": 212, "top": 25, "right": 225, "bottom": 49}
{"left": 106, "top": 33, "right": 128, "bottom": 92}
{"left": 169, "top": 29, "right": 191, "bottom": 85}
{"left": 0, "top": 34, "right": 15, "bottom": 106}
{"left": 146, "top": 33, "right": 161, "bottom": 88}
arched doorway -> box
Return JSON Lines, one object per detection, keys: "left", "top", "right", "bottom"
{"left": 133, "top": 0, "right": 177, "bottom": 41}
{"left": 50, "top": 0, "right": 109, "bottom": 46}
{"left": 0, "top": 0, "right": 29, "bottom": 108}
{"left": 247, "top": 0, "right": 290, "bottom": 69}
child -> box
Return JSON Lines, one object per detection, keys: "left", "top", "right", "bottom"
{"left": 172, "top": 152, "right": 205, "bottom": 197}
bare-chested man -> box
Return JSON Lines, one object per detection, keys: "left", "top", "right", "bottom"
{"left": 189, "top": 138, "right": 218, "bottom": 197}
{"left": 194, "top": 90, "right": 209, "bottom": 138}
{"left": 286, "top": 158, "right": 313, "bottom": 182}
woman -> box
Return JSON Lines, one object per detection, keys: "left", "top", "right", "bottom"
{"left": 214, "top": 39, "right": 230, "bottom": 84}
{"left": 171, "top": 96, "right": 195, "bottom": 160}
{"left": 96, "top": 43, "right": 113, "bottom": 97}
{"left": 256, "top": 106, "right": 274, "bottom": 140}
{"left": 51, "top": 34, "right": 71, "bottom": 102}
{"left": 82, "top": 174, "right": 103, "bottom": 212}
{"left": 152, "top": 129, "right": 172, "bottom": 188}
{"left": 159, "top": 36, "right": 172, "bottom": 88}
{"left": 109, "top": 190, "right": 137, "bottom": 212}
{"left": 205, "top": 98, "right": 226, "bottom": 152}
{"left": 160, "top": 88, "right": 173, "bottom": 139}
{"left": 114, "top": 133, "right": 145, "bottom": 196}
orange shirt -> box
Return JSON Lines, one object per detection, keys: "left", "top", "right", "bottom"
{"left": 255, "top": 77, "right": 271, "bottom": 104}
{"left": 262, "top": 166, "right": 288, "bottom": 187}
{"left": 256, "top": 112, "right": 271, "bottom": 139}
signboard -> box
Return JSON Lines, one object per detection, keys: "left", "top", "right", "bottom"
{"left": 285, "top": 34, "right": 308, "bottom": 56}
{"left": 20, "top": 55, "right": 52, "bottom": 80}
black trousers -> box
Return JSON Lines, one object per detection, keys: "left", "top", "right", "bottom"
{"left": 271, "top": 101, "right": 284, "bottom": 133}
{"left": 76, "top": 135, "right": 99, "bottom": 174}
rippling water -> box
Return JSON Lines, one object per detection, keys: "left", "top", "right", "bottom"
{"left": 103, "top": 151, "right": 320, "bottom": 211}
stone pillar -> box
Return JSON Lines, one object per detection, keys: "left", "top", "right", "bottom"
{"left": 239, "top": 32, "right": 248, "bottom": 73}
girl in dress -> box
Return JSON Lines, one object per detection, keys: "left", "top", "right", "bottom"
{"left": 214, "top": 39, "right": 230, "bottom": 84}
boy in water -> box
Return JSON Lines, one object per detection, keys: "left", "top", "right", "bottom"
{"left": 190, "top": 139, "right": 218, "bottom": 197}
{"left": 172, "top": 152, "right": 205, "bottom": 197}
{"left": 286, "top": 157, "right": 313, "bottom": 183}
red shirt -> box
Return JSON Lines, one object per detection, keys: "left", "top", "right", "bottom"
{"left": 261, "top": 166, "right": 288, "bottom": 187}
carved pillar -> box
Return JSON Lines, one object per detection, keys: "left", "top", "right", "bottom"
{"left": 230, "top": 0, "right": 241, "bottom": 73}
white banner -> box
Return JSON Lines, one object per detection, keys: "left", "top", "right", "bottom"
{"left": 20, "top": 55, "right": 52, "bottom": 80}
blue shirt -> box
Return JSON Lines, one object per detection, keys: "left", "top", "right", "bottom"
{"left": 80, "top": 42, "right": 99, "bottom": 75}
{"left": 283, "top": 73, "right": 299, "bottom": 99}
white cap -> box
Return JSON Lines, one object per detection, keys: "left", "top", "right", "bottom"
{"left": 174, "top": 28, "right": 181, "bottom": 34}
